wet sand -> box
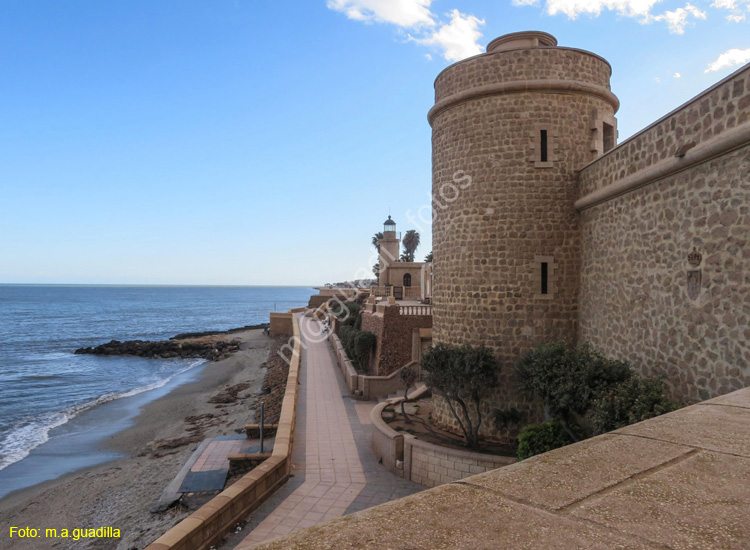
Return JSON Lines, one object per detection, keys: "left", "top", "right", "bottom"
{"left": 0, "top": 329, "right": 273, "bottom": 550}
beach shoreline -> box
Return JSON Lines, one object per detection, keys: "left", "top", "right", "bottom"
{"left": 0, "top": 328, "right": 275, "bottom": 550}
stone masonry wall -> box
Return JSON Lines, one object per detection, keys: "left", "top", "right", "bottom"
{"left": 407, "top": 438, "right": 515, "bottom": 488}
{"left": 433, "top": 47, "right": 612, "bottom": 103}
{"left": 579, "top": 66, "right": 750, "bottom": 198}
{"left": 579, "top": 144, "right": 750, "bottom": 403}
{"left": 578, "top": 65, "right": 750, "bottom": 404}
{"left": 361, "top": 306, "right": 432, "bottom": 376}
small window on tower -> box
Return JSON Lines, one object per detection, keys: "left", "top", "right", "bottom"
{"left": 533, "top": 256, "right": 555, "bottom": 300}
{"left": 531, "top": 125, "right": 554, "bottom": 167}
{"left": 602, "top": 122, "right": 615, "bottom": 152}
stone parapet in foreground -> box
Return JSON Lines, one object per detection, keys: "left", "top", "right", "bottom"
{"left": 247, "top": 387, "right": 750, "bottom": 549}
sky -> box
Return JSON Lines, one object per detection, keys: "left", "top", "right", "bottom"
{"left": 1, "top": 1, "right": 748, "bottom": 286}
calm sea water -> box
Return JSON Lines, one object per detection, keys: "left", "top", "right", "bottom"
{"left": 0, "top": 285, "right": 312, "bottom": 472}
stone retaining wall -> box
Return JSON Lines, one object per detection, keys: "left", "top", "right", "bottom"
{"left": 370, "top": 401, "right": 515, "bottom": 487}
{"left": 269, "top": 312, "right": 293, "bottom": 336}
{"left": 360, "top": 303, "right": 432, "bottom": 376}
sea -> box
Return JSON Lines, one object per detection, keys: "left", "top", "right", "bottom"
{"left": 0, "top": 285, "right": 312, "bottom": 498}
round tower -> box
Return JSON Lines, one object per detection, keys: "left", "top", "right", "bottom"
{"left": 428, "top": 31, "right": 619, "bottom": 431}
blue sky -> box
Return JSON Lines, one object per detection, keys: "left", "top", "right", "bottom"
{"left": 1, "top": 1, "right": 748, "bottom": 285}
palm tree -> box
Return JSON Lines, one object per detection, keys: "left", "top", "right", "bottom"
{"left": 402, "top": 230, "right": 420, "bottom": 262}
{"left": 424, "top": 250, "right": 433, "bottom": 262}
{"left": 372, "top": 232, "right": 384, "bottom": 253}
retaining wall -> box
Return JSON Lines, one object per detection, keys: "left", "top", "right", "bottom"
{"left": 370, "top": 402, "right": 515, "bottom": 487}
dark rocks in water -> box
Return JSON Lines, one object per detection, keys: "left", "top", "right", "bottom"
{"left": 171, "top": 324, "right": 269, "bottom": 341}
{"left": 74, "top": 339, "right": 240, "bottom": 361}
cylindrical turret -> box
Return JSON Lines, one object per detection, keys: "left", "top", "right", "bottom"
{"left": 428, "top": 31, "right": 619, "bottom": 433}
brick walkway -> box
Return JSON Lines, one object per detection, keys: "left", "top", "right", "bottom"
{"left": 232, "top": 316, "right": 422, "bottom": 548}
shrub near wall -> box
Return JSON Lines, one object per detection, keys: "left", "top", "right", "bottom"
{"left": 338, "top": 324, "right": 376, "bottom": 373}
{"left": 515, "top": 342, "right": 679, "bottom": 459}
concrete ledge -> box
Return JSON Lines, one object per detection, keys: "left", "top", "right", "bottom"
{"left": 145, "top": 314, "right": 303, "bottom": 550}
{"left": 248, "top": 387, "right": 750, "bottom": 550}
{"left": 328, "top": 332, "right": 360, "bottom": 394}
{"left": 357, "top": 360, "right": 420, "bottom": 401}
{"left": 428, "top": 79, "right": 620, "bottom": 126}
{"left": 370, "top": 401, "right": 407, "bottom": 478}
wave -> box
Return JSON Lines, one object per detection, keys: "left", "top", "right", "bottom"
{"left": 0, "top": 358, "right": 206, "bottom": 471}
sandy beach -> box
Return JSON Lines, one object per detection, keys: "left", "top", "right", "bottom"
{"left": 0, "top": 328, "right": 275, "bottom": 550}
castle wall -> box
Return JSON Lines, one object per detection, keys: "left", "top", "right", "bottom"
{"left": 578, "top": 66, "right": 750, "bottom": 403}
{"left": 578, "top": 66, "right": 749, "bottom": 199}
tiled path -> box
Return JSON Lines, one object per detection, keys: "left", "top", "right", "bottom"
{"left": 232, "top": 316, "right": 422, "bottom": 548}
{"left": 192, "top": 437, "right": 245, "bottom": 472}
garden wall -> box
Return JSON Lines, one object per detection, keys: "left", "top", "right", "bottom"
{"left": 370, "top": 402, "right": 515, "bottom": 487}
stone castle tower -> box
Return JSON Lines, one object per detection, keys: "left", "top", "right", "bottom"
{"left": 428, "top": 31, "right": 620, "bottom": 418}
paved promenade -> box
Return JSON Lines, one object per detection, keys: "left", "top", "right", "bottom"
{"left": 232, "top": 316, "right": 422, "bottom": 548}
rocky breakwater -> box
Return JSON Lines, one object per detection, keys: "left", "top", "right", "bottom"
{"left": 74, "top": 339, "right": 240, "bottom": 361}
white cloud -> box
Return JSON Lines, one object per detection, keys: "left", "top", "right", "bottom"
{"left": 710, "top": 0, "right": 750, "bottom": 21}
{"left": 705, "top": 47, "right": 750, "bottom": 72}
{"left": 654, "top": 76, "right": 661, "bottom": 83}
{"left": 520, "top": 0, "right": 661, "bottom": 19}
{"left": 673, "top": 72, "right": 681, "bottom": 78}
{"left": 326, "top": 0, "right": 434, "bottom": 27}
{"left": 411, "top": 10, "right": 485, "bottom": 61}
{"left": 648, "top": 3, "right": 706, "bottom": 34}
{"left": 425, "top": 53, "right": 433, "bottom": 60}
{"left": 328, "top": 1, "right": 484, "bottom": 61}
{"left": 512, "top": 0, "right": 711, "bottom": 33}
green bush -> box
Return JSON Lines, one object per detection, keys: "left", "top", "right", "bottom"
{"left": 515, "top": 342, "right": 631, "bottom": 440}
{"left": 517, "top": 420, "right": 583, "bottom": 460}
{"left": 354, "top": 330, "right": 377, "bottom": 372}
{"left": 422, "top": 342, "right": 500, "bottom": 449}
{"left": 589, "top": 376, "right": 679, "bottom": 435}
{"left": 331, "top": 301, "right": 361, "bottom": 326}
{"left": 338, "top": 325, "right": 355, "bottom": 356}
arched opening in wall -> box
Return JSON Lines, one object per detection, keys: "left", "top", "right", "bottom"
{"left": 403, "top": 273, "right": 412, "bottom": 287}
